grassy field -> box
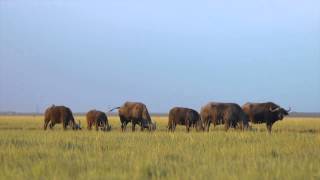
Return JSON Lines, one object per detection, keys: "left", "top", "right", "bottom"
{"left": 0, "top": 115, "right": 319, "bottom": 180}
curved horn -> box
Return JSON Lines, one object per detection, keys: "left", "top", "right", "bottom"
{"left": 286, "top": 107, "right": 291, "bottom": 112}
{"left": 269, "top": 107, "right": 280, "bottom": 112}
{"left": 107, "top": 107, "right": 120, "bottom": 113}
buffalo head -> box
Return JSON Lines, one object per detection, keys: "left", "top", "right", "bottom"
{"left": 141, "top": 121, "right": 156, "bottom": 131}
{"left": 100, "top": 125, "right": 111, "bottom": 131}
{"left": 106, "top": 124, "right": 112, "bottom": 131}
{"left": 270, "top": 106, "right": 291, "bottom": 120}
{"left": 195, "top": 119, "right": 205, "bottom": 131}
{"left": 71, "top": 121, "right": 82, "bottom": 130}
{"left": 99, "top": 122, "right": 111, "bottom": 131}
{"left": 149, "top": 122, "right": 157, "bottom": 131}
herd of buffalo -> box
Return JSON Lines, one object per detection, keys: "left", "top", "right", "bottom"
{"left": 43, "top": 101, "right": 291, "bottom": 133}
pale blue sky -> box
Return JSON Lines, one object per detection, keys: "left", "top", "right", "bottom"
{"left": 0, "top": 0, "right": 319, "bottom": 113}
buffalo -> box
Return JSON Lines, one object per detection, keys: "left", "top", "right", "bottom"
{"left": 109, "top": 102, "right": 156, "bottom": 132}
{"left": 200, "top": 102, "right": 249, "bottom": 131}
{"left": 86, "top": 110, "right": 111, "bottom": 131}
{"left": 242, "top": 102, "right": 291, "bottom": 133}
{"left": 168, "top": 107, "right": 203, "bottom": 132}
{"left": 43, "top": 105, "right": 81, "bottom": 130}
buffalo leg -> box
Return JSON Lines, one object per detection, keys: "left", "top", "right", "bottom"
{"left": 172, "top": 123, "right": 176, "bottom": 132}
{"left": 87, "top": 122, "right": 92, "bottom": 130}
{"left": 168, "top": 122, "right": 175, "bottom": 132}
{"left": 121, "top": 122, "right": 127, "bottom": 132}
{"left": 63, "top": 121, "right": 68, "bottom": 130}
{"left": 266, "top": 123, "right": 273, "bottom": 133}
{"left": 265, "top": 113, "right": 273, "bottom": 133}
{"left": 49, "top": 122, "right": 55, "bottom": 129}
{"left": 224, "top": 121, "right": 229, "bottom": 131}
{"left": 206, "top": 121, "right": 211, "bottom": 132}
{"left": 101, "top": 121, "right": 107, "bottom": 131}
{"left": 62, "top": 117, "right": 70, "bottom": 130}
{"left": 131, "top": 119, "right": 138, "bottom": 132}
{"left": 44, "top": 120, "right": 49, "bottom": 130}
{"left": 70, "top": 121, "right": 76, "bottom": 130}
{"left": 132, "top": 122, "right": 136, "bottom": 132}
{"left": 195, "top": 121, "right": 201, "bottom": 131}
{"left": 95, "top": 122, "right": 99, "bottom": 131}
{"left": 186, "top": 120, "right": 190, "bottom": 132}
{"left": 238, "top": 121, "right": 243, "bottom": 130}
{"left": 105, "top": 121, "right": 111, "bottom": 131}
{"left": 168, "top": 121, "right": 173, "bottom": 132}
{"left": 120, "top": 116, "right": 127, "bottom": 132}
{"left": 121, "top": 122, "right": 127, "bottom": 131}
{"left": 249, "top": 115, "right": 254, "bottom": 124}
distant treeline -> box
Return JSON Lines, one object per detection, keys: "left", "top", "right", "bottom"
{"left": 0, "top": 111, "right": 320, "bottom": 118}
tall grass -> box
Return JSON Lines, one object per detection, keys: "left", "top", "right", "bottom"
{"left": 0, "top": 116, "right": 319, "bottom": 179}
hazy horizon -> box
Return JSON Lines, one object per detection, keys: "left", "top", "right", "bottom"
{"left": 1, "top": 0, "right": 320, "bottom": 113}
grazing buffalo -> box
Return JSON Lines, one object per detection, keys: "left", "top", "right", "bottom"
{"left": 86, "top": 110, "right": 111, "bottom": 131}
{"left": 200, "top": 102, "right": 249, "bottom": 131}
{"left": 44, "top": 105, "right": 81, "bottom": 130}
{"left": 168, "top": 107, "right": 203, "bottom": 132}
{"left": 242, "top": 102, "right": 291, "bottom": 133}
{"left": 109, "top": 102, "right": 156, "bottom": 132}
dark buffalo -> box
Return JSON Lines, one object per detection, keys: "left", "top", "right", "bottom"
{"left": 86, "top": 110, "right": 111, "bottom": 131}
{"left": 242, "top": 102, "right": 291, "bottom": 133}
{"left": 200, "top": 102, "right": 249, "bottom": 131}
{"left": 168, "top": 107, "right": 203, "bottom": 132}
{"left": 109, "top": 102, "right": 156, "bottom": 132}
{"left": 44, "top": 105, "right": 81, "bottom": 130}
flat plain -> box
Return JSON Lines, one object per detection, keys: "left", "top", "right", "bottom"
{"left": 0, "top": 115, "right": 319, "bottom": 180}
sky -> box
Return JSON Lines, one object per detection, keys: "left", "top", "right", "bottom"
{"left": 0, "top": 0, "right": 320, "bottom": 113}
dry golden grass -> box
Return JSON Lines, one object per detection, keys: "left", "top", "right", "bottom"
{"left": 0, "top": 115, "right": 319, "bottom": 179}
